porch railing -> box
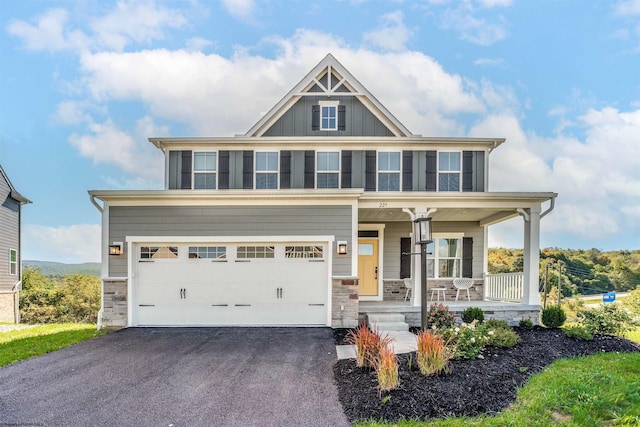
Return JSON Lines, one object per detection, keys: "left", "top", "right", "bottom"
{"left": 485, "top": 272, "right": 524, "bottom": 302}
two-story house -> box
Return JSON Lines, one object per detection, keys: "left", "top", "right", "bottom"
{"left": 90, "top": 54, "right": 556, "bottom": 329}
{"left": 0, "top": 164, "right": 30, "bottom": 323}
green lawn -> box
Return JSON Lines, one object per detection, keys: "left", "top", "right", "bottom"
{"left": 0, "top": 323, "right": 106, "bottom": 367}
{"left": 356, "top": 352, "right": 640, "bottom": 427}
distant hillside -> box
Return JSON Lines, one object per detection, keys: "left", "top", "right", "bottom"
{"left": 23, "top": 260, "right": 101, "bottom": 277}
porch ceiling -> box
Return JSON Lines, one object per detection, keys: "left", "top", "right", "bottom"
{"left": 358, "top": 207, "right": 518, "bottom": 223}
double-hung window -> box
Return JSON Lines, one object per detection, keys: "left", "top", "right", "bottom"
{"left": 438, "top": 152, "right": 461, "bottom": 191}
{"left": 425, "top": 238, "right": 462, "bottom": 278}
{"left": 316, "top": 151, "right": 340, "bottom": 188}
{"left": 255, "top": 151, "right": 278, "bottom": 189}
{"left": 378, "top": 152, "right": 400, "bottom": 191}
{"left": 9, "top": 249, "right": 17, "bottom": 275}
{"left": 193, "top": 152, "right": 217, "bottom": 189}
{"left": 320, "top": 105, "right": 337, "bottom": 131}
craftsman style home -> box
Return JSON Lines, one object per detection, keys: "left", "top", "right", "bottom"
{"left": 90, "top": 54, "right": 556, "bottom": 328}
{"left": 0, "top": 164, "right": 30, "bottom": 323}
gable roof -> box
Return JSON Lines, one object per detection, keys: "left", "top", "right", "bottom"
{"left": 0, "top": 164, "right": 31, "bottom": 204}
{"left": 245, "top": 54, "right": 414, "bottom": 138}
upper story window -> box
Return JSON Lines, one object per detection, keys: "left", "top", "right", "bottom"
{"left": 319, "top": 100, "right": 339, "bottom": 131}
{"left": 316, "top": 151, "right": 340, "bottom": 188}
{"left": 438, "top": 152, "right": 461, "bottom": 192}
{"left": 255, "top": 151, "right": 279, "bottom": 189}
{"left": 378, "top": 151, "right": 401, "bottom": 191}
{"left": 9, "top": 249, "right": 17, "bottom": 275}
{"left": 193, "top": 152, "right": 217, "bottom": 189}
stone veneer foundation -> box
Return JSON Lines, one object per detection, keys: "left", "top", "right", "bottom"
{"left": 101, "top": 279, "right": 128, "bottom": 328}
{"left": 0, "top": 292, "right": 19, "bottom": 323}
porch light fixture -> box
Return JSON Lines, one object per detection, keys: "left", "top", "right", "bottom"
{"left": 109, "top": 242, "right": 123, "bottom": 256}
{"left": 337, "top": 241, "right": 348, "bottom": 255}
{"left": 413, "top": 216, "right": 433, "bottom": 330}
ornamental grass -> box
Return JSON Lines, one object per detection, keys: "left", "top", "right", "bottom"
{"left": 374, "top": 345, "right": 399, "bottom": 392}
{"left": 416, "top": 330, "right": 452, "bottom": 376}
{"left": 347, "top": 324, "right": 394, "bottom": 368}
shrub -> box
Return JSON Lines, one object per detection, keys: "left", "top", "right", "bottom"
{"left": 541, "top": 305, "right": 566, "bottom": 329}
{"left": 441, "top": 321, "right": 488, "bottom": 360}
{"left": 519, "top": 317, "right": 534, "bottom": 330}
{"left": 416, "top": 331, "right": 452, "bottom": 376}
{"left": 426, "top": 303, "right": 456, "bottom": 330}
{"left": 485, "top": 322, "right": 521, "bottom": 348}
{"left": 461, "top": 307, "right": 484, "bottom": 324}
{"left": 577, "top": 304, "right": 637, "bottom": 337}
{"left": 623, "top": 287, "right": 640, "bottom": 318}
{"left": 375, "top": 346, "right": 399, "bottom": 392}
{"left": 347, "top": 325, "right": 394, "bottom": 368}
{"left": 564, "top": 325, "right": 593, "bottom": 341}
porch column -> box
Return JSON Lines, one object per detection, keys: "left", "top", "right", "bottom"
{"left": 522, "top": 205, "right": 542, "bottom": 305}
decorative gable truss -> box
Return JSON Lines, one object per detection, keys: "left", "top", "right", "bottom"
{"left": 245, "top": 54, "right": 414, "bottom": 138}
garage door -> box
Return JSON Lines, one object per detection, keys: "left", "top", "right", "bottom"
{"left": 133, "top": 242, "right": 329, "bottom": 326}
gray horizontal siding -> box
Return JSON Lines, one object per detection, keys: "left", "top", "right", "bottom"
{"left": 381, "top": 222, "right": 411, "bottom": 279}
{"left": 109, "top": 205, "right": 353, "bottom": 277}
{"left": 263, "top": 96, "right": 394, "bottom": 137}
{"left": 0, "top": 178, "right": 20, "bottom": 290}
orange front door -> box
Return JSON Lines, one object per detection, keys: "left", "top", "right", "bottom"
{"left": 358, "top": 239, "right": 379, "bottom": 296}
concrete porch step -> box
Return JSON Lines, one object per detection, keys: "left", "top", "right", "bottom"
{"left": 366, "top": 313, "right": 410, "bottom": 332}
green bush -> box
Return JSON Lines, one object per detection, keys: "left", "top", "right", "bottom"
{"left": 623, "top": 287, "right": 640, "bottom": 318}
{"left": 577, "top": 304, "right": 637, "bottom": 336}
{"left": 541, "top": 305, "right": 567, "bottom": 329}
{"left": 519, "top": 317, "right": 534, "bottom": 329}
{"left": 440, "top": 321, "right": 488, "bottom": 359}
{"left": 461, "top": 307, "right": 484, "bottom": 324}
{"left": 426, "top": 303, "right": 456, "bottom": 330}
{"left": 564, "top": 325, "right": 593, "bottom": 341}
{"left": 484, "top": 320, "right": 521, "bottom": 348}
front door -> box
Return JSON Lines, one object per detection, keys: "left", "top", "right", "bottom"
{"left": 358, "top": 239, "right": 379, "bottom": 296}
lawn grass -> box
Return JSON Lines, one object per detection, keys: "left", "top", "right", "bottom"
{"left": 0, "top": 323, "right": 106, "bottom": 367}
{"left": 355, "top": 352, "right": 640, "bottom": 427}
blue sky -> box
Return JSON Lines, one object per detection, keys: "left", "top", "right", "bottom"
{"left": 1, "top": 0, "right": 639, "bottom": 263}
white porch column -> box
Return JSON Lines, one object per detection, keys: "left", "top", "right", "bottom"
{"left": 522, "top": 205, "right": 542, "bottom": 305}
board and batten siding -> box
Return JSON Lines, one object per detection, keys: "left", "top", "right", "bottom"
{"left": 372, "top": 221, "right": 485, "bottom": 280}
{"left": 0, "top": 177, "right": 20, "bottom": 290}
{"left": 108, "top": 205, "right": 353, "bottom": 277}
{"left": 262, "top": 96, "right": 394, "bottom": 137}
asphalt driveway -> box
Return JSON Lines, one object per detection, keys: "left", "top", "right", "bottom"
{"left": 0, "top": 327, "right": 350, "bottom": 426}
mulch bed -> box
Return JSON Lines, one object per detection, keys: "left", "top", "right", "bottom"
{"left": 333, "top": 327, "right": 640, "bottom": 422}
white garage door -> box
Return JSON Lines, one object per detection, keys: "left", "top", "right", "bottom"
{"left": 133, "top": 242, "right": 329, "bottom": 326}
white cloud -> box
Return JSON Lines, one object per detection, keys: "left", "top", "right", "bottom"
{"left": 68, "top": 117, "right": 163, "bottom": 180}
{"left": 23, "top": 224, "right": 101, "bottom": 263}
{"left": 90, "top": 1, "right": 187, "bottom": 51}
{"left": 186, "top": 37, "right": 213, "bottom": 52}
{"left": 54, "top": 101, "right": 92, "bottom": 125}
{"left": 614, "top": 0, "right": 640, "bottom": 16}
{"left": 221, "top": 0, "right": 256, "bottom": 20}
{"left": 474, "top": 57, "right": 504, "bottom": 66}
{"left": 363, "top": 10, "right": 413, "bottom": 52}
{"left": 6, "top": 8, "right": 86, "bottom": 52}
{"left": 478, "top": 0, "right": 512, "bottom": 8}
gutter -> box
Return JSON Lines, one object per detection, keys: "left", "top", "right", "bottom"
{"left": 90, "top": 194, "right": 103, "bottom": 213}
{"left": 540, "top": 196, "right": 556, "bottom": 219}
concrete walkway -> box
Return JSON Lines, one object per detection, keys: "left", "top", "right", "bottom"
{"left": 336, "top": 330, "right": 417, "bottom": 360}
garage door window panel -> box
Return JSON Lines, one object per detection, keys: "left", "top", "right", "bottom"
{"left": 188, "top": 246, "right": 227, "bottom": 259}
{"left": 237, "top": 246, "right": 275, "bottom": 259}
{"left": 285, "top": 246, "right": 323, "bottom": 259}
{"left": 140, "top": 246, "right": 179, "bottom": 259}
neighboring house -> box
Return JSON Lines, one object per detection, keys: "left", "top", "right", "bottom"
{"left": 90, "top": 54, "right": 557, "bottom": 329}
{"left": 0, "top": 164, "right": 30, "bottom": 323}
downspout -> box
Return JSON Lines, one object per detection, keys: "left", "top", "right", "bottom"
{"left": 540, "top": 197, "right": 556, "bottom": 219}
{"left": 89, "top": 194, "right": 104, "bottom": 329}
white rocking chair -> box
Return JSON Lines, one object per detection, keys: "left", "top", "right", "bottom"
{"left": 403, "top": 278, "right": 413, "bottom": 301}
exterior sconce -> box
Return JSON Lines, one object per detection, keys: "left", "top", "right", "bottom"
{"left": 414, "top": 217, "right": 433, "bottom": 245}
{"left": 109, "top": 242, "right": 123, "bottom": 256}
{"left": 337, "top": 241, "right": 348, "bottom": 255}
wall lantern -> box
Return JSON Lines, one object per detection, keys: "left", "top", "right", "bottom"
{"left": 109, "top": 242, "right": 123, "bottom": 256}
{"left": 414, "top": 217, "right": 433, "bottom": 245}
{"left": 337, "top": 241, "right": 348, "bottom": 255}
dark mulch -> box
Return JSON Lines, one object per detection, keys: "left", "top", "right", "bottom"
{"left": 333, "top": 327, "right": 640, "bottom": 423}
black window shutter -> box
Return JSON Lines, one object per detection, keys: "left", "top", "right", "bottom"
{"left": 280, "top": 151, "right": 291, "bottom": 189}
{"left": 304, "top": 150, "right": 315, "bottom": 188}
{"left": 311, "top": 105, "right": 320, "bottom": 131}
{"left": 402, "top": 151, "right": 413, "bottom": 191}
{"left": 180, "top": 151, "right": 192, "bottom": 189}
{"left": 338, "top": 105, "right": 346, "bottom": 131}
{"left": 341, "top": 150, "right": 352, "bottom": 188}
{"left": 462, "top": 151, "right": 473, "bottom": 192}
{"left": 462, "top": 237, "right": 473, "bottom": 278}
{"left": 426, "top": 150, "right": 437, "bottom": 191}
{"left": 242, "top": 151, "right": 253, "bottom": 189}
{"left": 218, "top": 151, "right": 229, "bottom": 189}
{"left": 400, "top": 237, "right": 411, "bottom": 279}
{"left": 365, "top": 150, "right": 376, "bottom": 191}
